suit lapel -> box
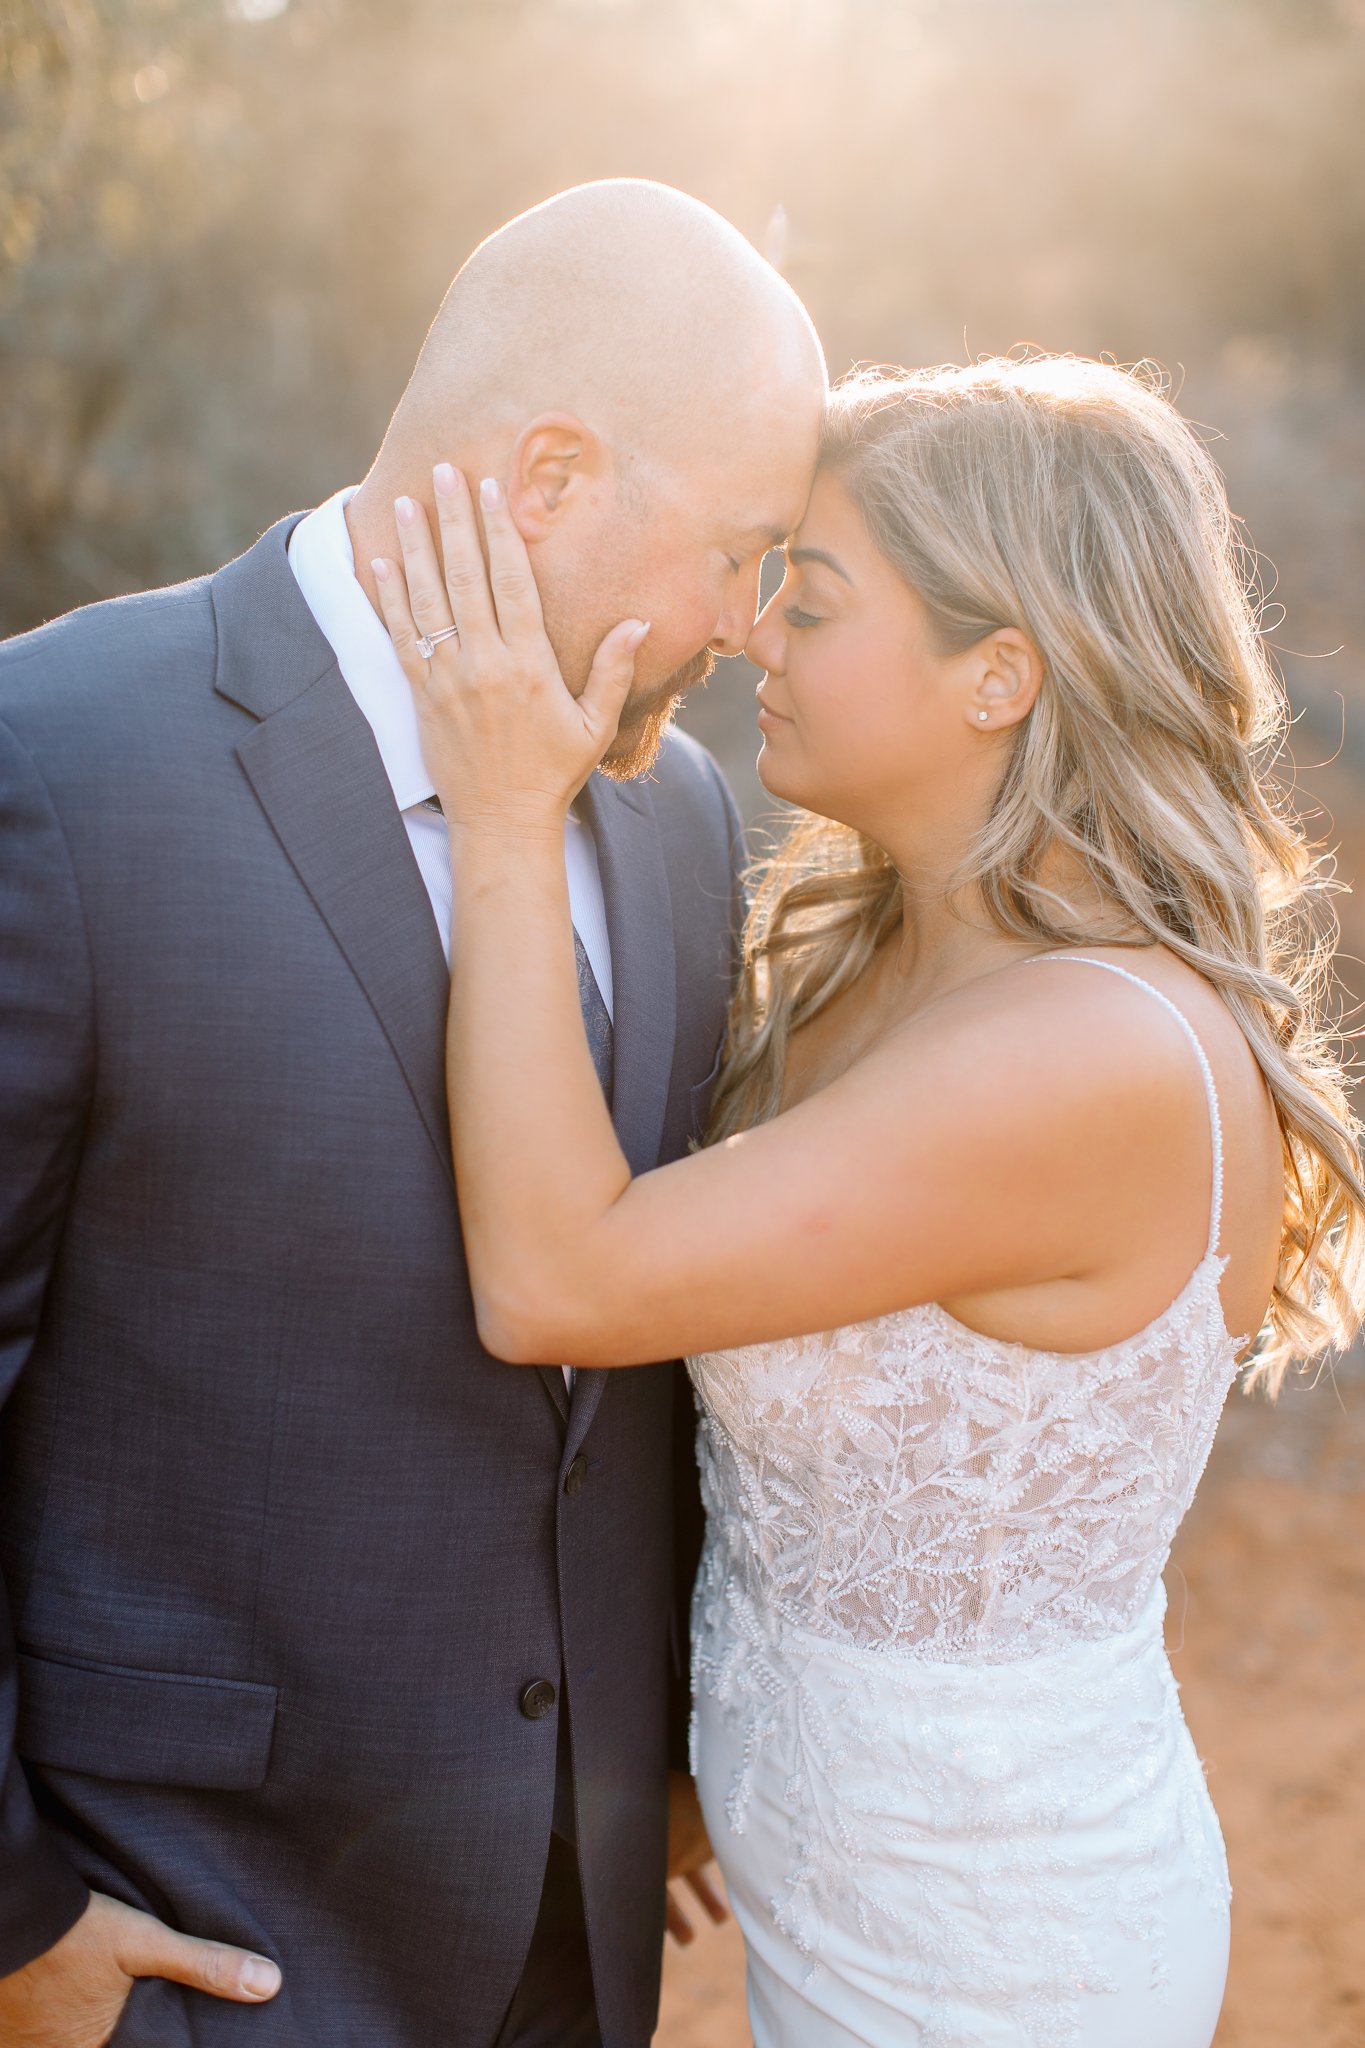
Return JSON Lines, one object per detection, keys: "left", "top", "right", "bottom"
{"left": 564, "top": 771, "right": 677, "bottom": 1457}
{"left": 213, "top": 519, "right": 455, "bottom": 1192}
{"left": 212, "top": 521, "right": 679, "bottom": 1440}
{"left": 581, "top": 773, "right": 677, "bottom": 1174}
{"left": 226, "top": 539, "right": 567, "bottom": 1422}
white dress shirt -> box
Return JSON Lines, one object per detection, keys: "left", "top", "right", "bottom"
{"left": 289, "top": 489, "right": 612, "bottom": 1397}
{"left": 287, "top": 487, "right": 614, "bottom": 1016}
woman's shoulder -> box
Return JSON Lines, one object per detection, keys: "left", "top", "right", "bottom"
{"left": 880, "top": 942, "right": 1258, "bottom": 1160}
{"left": 918, "top": 942, "right": 1235, "bottom": 1044}
{"left": 904, "top": 941, "right": 1211, "bottom": 1055}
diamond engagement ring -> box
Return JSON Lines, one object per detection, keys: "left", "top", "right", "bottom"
{"left": 415, "top": 625, "right": 460, "bottom": 660}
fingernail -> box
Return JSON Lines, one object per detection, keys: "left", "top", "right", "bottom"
{"left": 395, "top": 496, "right": 415, "bottom": 528}
{"left": 626, "top": 620, "right": 651, "bottom": 650}
{"left": 479, "top": 476, "right": 501, "bottom": 509}
{"left": 434, "top": 463, "right": 456, "bottom": 496}
{"left": 370, "top": 557, "right": 391, "bottom": 584}
{"left": 240, "top": 1957, "right": 280, "bottom": 1998}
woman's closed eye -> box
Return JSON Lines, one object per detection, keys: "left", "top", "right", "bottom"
{"left": 783, "top": 604, "right": 822, "bottom": 629}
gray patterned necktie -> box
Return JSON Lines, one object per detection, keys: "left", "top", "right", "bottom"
{"left": 574, "top": 928, "right": 614, "bottom": 1107}
{"left": 420, "top": 794, "right": 612, "bottom": 1105}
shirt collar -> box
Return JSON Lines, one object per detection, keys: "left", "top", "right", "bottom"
{"left": 287, "top": 485, "right": 436, "bottom": 811}
{"left": 288, "top": 484, "right": 592, "bottom": 843}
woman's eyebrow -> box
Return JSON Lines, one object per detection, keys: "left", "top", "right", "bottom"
{"left": 787, "top": 545, "right": 852, "bottom": 583}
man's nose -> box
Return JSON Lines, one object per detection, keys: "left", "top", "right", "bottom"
{"left": 709, "top": 561, "right": 766, "bottom": 659}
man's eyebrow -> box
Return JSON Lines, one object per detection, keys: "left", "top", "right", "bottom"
{"left": 787, "top": 545, "right": 852, "bottom": 583}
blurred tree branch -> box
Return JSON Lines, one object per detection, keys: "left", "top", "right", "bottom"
{"left": 1, "top": 0, "right": 1362, "bottom": 640}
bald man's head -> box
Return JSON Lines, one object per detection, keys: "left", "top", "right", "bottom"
{"left": 351, "top": 180, "right": 826, "bottom": 775}
{"left": 400, "top": 180, "right": 822, "bottom": 476}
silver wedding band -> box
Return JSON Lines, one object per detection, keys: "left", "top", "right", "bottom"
{"left": 415, "top": 625, "right": 460, "bottom": 661}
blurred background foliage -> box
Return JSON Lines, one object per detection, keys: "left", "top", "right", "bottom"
{"left": 2, "top": 0, "right": 1364, "bottom": 836}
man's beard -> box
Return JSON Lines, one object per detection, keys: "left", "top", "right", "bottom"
{"left": 600, "top": 647, "right": 716, "bottom": 782}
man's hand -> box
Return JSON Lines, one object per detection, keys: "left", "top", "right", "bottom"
{"left": 0, "top": 1891, "right": 281, "bottom": 2048}
{"left": 664, "top": 1770, "right": 729, "bottom": 1947}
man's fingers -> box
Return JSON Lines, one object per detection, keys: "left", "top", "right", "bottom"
{"left": 115, "top": 1906, "right": 280, "bottom": 2004}
{"left": 580, "top": 619, "right": 649, "bottom": 747}
{"left": 684, "top": 1864, "right": 729, "bottom": 1926}
{"left": 665, "top": 1890, "right": 697, "bottom": 1946}
{"left": 665, "top": 1862, "right": 728, "bottom": 1947}
{"left": 475, "top": 475, "right": 545, "bottom": 644}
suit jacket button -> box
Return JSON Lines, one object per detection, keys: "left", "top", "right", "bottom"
{"left": 520, "top": 1679, "right": 557, "bottom": 1720}
{"left": 563, "top": 1454, "right": 589, "bottom": 1496}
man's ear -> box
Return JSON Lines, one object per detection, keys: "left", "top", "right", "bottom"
{"left": 506, "top": 413, "right": 606, "bottom": 540}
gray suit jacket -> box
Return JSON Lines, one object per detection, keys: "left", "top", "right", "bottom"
{"left": 0, "top": 515, "right": 744, "bottom": 2046}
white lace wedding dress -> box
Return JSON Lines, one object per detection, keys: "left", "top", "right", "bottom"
{"left": 688, "top": 957, "right": 1238, "bottom": 2047}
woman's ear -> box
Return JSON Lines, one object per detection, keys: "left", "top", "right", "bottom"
{"left": 506, "top": 413, "right": 605, "bottom": 540}
{"left": 968, "top": 626, "right": 1044, "bottom": 731}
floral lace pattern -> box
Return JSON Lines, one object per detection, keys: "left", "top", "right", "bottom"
{"left": 691, "top": 1256, "right": 1238, "bottom": 1670}
{"left": 686, "top": 958, "right": 1241, "bottom": 2045}
{"left": 689, "top": 1277, "right": 1238, "bottom": 2041}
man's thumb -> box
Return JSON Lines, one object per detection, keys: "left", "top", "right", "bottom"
{"left": 581, "top": 619, "right": 650, "bottom": 740}
{"left": 114, "top": 1902, "right": 281, "bottom": 2003}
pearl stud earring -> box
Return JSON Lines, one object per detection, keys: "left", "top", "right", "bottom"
{"left": 977, "top": 709, "right": 989, "bottom": 723}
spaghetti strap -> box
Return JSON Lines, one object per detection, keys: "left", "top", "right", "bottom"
{"left": 1024, "top": 953, "right": 1225, "bottom": 1261}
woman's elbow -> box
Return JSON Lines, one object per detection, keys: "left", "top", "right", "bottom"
{"left": 474, "top": 1302, "right": 553, "bottom": 1365}
{"left": 478, "top": 1286, "right": 642, "bottom": 1368}
{"left": 473, "top": 1281, "right": 594, "bottom": 1368}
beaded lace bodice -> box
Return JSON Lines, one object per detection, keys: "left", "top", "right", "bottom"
{"left": 688, "top": 957, "right": 1244, "bottom": 1667}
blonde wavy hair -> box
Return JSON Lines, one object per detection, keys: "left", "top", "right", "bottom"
{"left": 708, "top": 355, "right": 1365, "bottom": 1391}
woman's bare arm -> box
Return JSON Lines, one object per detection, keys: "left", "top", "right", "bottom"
{"left": 373, "top": 468, "right": 1207, "bottom": 1368}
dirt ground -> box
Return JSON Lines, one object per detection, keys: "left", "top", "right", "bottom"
{"left": 656, "top": 1354, "right": 1365, "bottom": 2046}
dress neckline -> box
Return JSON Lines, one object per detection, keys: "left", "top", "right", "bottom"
{"left": 695, "top": 950, "right": 1251, "bottom": 1372}
{"left": 918, "top": 1249, "right": 1244, "bottom": 1367}
{"left": 694, "top": 1248, "right": 1243, "bottom": 1372}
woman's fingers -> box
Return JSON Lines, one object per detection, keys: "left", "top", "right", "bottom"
{"left": 579, "top": 618, "right": 650, "bottom": 750}
{"left": 475, "top": 476, "right": 546, "bottom": 644}
{"left": 369, "top": 554, "right": 424, "bottom": 678}
{"left": 392, "top": 495, "right": 461, "bottom": 645}
{"left": 431, "top": 465, "right": 498, "bottom": 641}
{"left": 385, "top": 468, "right": 549, "bottom": 660}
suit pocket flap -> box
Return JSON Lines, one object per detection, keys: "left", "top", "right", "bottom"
{"left": 16, "top": 1650, "right": 277, "bottom": 1790}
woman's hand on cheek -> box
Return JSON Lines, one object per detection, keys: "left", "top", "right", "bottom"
{"left": 371, "top": 464, "right": 650, "bottom": 838}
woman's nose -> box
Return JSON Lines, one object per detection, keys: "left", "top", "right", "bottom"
{"left": 742, "top": 591, "right": 785, "bottom": 673}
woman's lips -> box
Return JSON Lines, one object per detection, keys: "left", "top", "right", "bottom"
{"left": 756, "top": 694, "right": 792, "bottom": 731}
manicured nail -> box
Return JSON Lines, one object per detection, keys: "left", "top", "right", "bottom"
{"left": 479, "top": 476, "right": 501, "bottom": 509}
{"left": 395, "top": 496, "right": 415, "bottom": 528}
{"left": 434, "top": 463, "right": 456, "bottom": 496}
{"left": 240, "top": 1956, "right": 281, "bottom": 1998}
{"left": 625, "top": 620, "right": 651, "bottom": 650}
{"left": 370, "top": 557, "right": 391, "bottom": 583}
